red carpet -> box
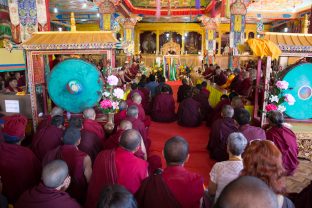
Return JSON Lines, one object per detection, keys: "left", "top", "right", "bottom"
{"left": 148, "top": 80, "right": 215, "bottom": 186}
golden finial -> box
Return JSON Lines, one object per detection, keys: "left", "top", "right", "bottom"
{"left": 70, "top": 12, "right": 76, "bottom": 32}
{"left": 302, "top": 14, "right": 309, "bottom": 34}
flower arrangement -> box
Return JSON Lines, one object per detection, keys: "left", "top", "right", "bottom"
{"left": 265, "top": 80, "right": 296, "bottom": 113}
{"left": 99, "top": 75, "right": 125, "bottom": 114}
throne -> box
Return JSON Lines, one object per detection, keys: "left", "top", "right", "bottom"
{"left": 161, "top": 40, "right": 181, "bottom": 55}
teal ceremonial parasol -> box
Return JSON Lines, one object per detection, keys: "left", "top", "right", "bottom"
{"left": 47, "top": 59, "right": 103, "bottom": 113}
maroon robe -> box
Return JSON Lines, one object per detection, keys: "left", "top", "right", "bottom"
{"left": 114, "top": 110, "right": 127, "bottom": 127}
{"left": 37, "top": 115, "right": 52, "bottom": 131}
{"left": 177, "top": 97, "right": 202, "bottom": 127}
{"left": 125, "top": 64, "right": 139, "bottom": 81}
{"left": 32, "top": 125, "right": 64, "bottom": 161}
{"left": 103, "top": 129, "right": 123, "bottom": 150}
{"left": 125, "top": 117, "right": 150, "bottom": 151}
{"left": 177, "top": 84, "right": 191, "bottom": 103}
{"left": 78, "top": 129, "right": 103, "bottom": 163}
{"left": 266, "top": 126, "right": 299, "bottom": 176}
{"left": 0, "top": 143, "right": 41, "bottom": 203}
{"left": 193, "top": 92, "right": 213, "bottom": 122}
{"left": 127, "top": 101, "right": 151, "bottom": 127}
{"left": 85, "top": 147, "right": 148, "bottom": 208}
{"left": 238, "top": 78, "right": 251, "bottom": 96}
{"left": 139, "top": 87, "right": 151, "bottom": 114}
{"left": 214, "top": 72, "right": 227, "bottom": 86}
{"left": 208, "top": 117, "right": 238, "bottom": 162}
{"left": 127, "top": 89, "right": 145, "bottom": 101}
{"left": 239, "top": 124, "right": 266, "bottom": 143}
{"left": 151, "top": 93, "right": 176, "bottom": 122}
{"left": 15, "top": 183, "right": 81, "bottom": 208}
{"left": 207, "top": 99, "right": 231, "bottom": 127}
{"left": 6, "top": 86, "right": 23, "bottom": 93}
{"left": 83, "top": 119, "right": 105, "bottom": 141}
{"left": 229, "top": 74, "right": 243, "bottom": 93}
{"left": 136, "top": 166, "right": 204, "bottom": 208}
{"left": 44, "top": 145, "right": 88, "bottom": 203}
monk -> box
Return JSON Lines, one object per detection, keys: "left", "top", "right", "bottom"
{"left": 85, "top": 129, "right": 148, "bottom": 208}
{"left": 0, "top": 115, "right": 41, "bottom": 203}
{"left": 207, "top": 94, "right": 231, "bottom": 127}
{"left": 138, "top": 77, "right": 151, "bottom": 114}
{"left": 193, "top": 84, "right": 213, "bottom": 122}
{"left": 103, "top": 120, "right": 132, "bottom": 150}
{"left": 237, "top": 71, "right": 251, "bottom": 97}
{"left": 201, "top": 81, "right": 210, "bottom": 97}
{"left": 131, "top": 93, "right": 151, "bottom": 127}
{"left": 145, "top": 74, "right": 159, "bottom": 97}
{"left": 229, "top": 68, "right": 243, "bottom": 93}
{"left": 177, "top": 89, "right": 201, "bottom": 127}
{"left": 266, "top": 111, "right": 298, "bottom": 176}
{"left": 44, "top": 128, "right": 92, "bottom": 203}
{"left": 202, "top": 64, "right": 214, "bottom": 79}
{"left": 177, "top": 78, "right": 191, "bottom": 103}
{"left": 125, "top": 61, "right": 139, "bottom": 81}
{"left": 234, "top": 108, "right": 266, "bottom": 142}
{"left": 37, "top": 106, "right": 64, "bottom": 131}
{"left": 114, "top": 101, "right": 128, "bottom": 127}
{"left": 83, "top": 108, "right": 105, "bottom": 141}
{"left": 15, "top": 160, "right": 81, "bottom": 208}
{"left": 136, "top": 136, "right": 204, "bottom": 208}
{"left": 125, "top": 105, "right": 150, "bottom": 151}
{"left": 155, "top": 76, "right": 173, "bottom": 95}
{"left": 214, "top": 176, "right": 278, "bottom": 208}
{"left": 4, "top": 77, "right": 23, "bottom": 93}
{"left": 151, "top": 85, "right": 176, "bottom": 122}
{"left": 127, "top": 83, "right": 145, "bottom": 101}
{"left": 32, "top": 115, "right": 65, "bottom": 161}
{"left": 214, "top": 67, "right": 227, "bottom": 86}
{"left": 220, "top": 69, "right": 235, "bottom": 89}
{"left": 208, "top": 105, "right": 238, "bottom": 162}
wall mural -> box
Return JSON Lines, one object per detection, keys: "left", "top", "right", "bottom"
{"left": 140, "top": 31, "right": 156, "bottom": 54}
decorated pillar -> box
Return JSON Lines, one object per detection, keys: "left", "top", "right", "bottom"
{"left": 199, "top": 16, "right": 217, "bottom": 65}
{"left": 95, "top": 0, "right": 120, "bottom": 31}
{"left": 117, "top": 15, "right": 142, "bottom": 59}
{"left": 229, "top": 0, "right": 247, "bottom": 69}
{"left": 256, "top": 14, "right": 263, "bottom": 37}
{"left": 302, "top": 14, "right": 309, "bottom": 34}
{"left": 156, "top": 30, "right": 160, "bottom": 55}
{"left": 0, "top": 0, "right": 12, "bottom": 47}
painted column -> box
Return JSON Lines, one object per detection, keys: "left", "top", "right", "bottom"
{"left": 156, "top": 30, "right": 160, "bottom": 55}
{"left": 229, "top": 0, "right": 247, "bottom": 69}
{"left": 181, "top": 31, "right": 185, "bottom": 55}
{"left": 199, "top": 16, "right": 217, "bottom": 65}
{"left": 95, "top": 0, "right": 119, "bottom": 31}
{"left": 256, "top": 14, "right": 264, "bottom": 37}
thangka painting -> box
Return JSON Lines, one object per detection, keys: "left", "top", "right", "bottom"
{"left": 140, "top": 31, "right": 156, "bottom": 54}
{"left": 184, "top": 32, "right": 201, "bottom": 54}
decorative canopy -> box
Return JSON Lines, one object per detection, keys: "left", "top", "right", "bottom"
{"left": 263, "top": 32, "right": 312, "bottom": 54}
{"left": 246, "top": 38, "right": 282, "bottom": 60}
{"left": 22, "top": 31, "right": 118, "bottom": 50}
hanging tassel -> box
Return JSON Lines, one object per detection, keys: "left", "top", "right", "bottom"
{"left": 211, "top": 0, "right": 216, "bottom": 18}
{"left": 156, "top": 0, "right": 161, "bottom": 19}
{"left": 195, "top": 0, "right": 200, "bottom": 9}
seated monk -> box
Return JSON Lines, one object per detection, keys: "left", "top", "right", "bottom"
{"left": 155, "top": 76, "right": 173, "bottom": 95}
{"left": 207, "top": 94, "right": 231, "bottom": 127}
{"left": 15, "top": 160, "right": 80, "bottom": 208}
{"left": 85, "top": 129, "right": 148, "bottom": 208}
{"left": 207, "top": 105, "right": 238, "bottom": 162}
{"left": 237, "top": 71, "right": 251, "bottom": 97}
{"left": 214, "top": 176, "right": 278, "bottom": 208}
{"left": 127, "top": 83, "right": 145, "bottom": 102}
{"left": 4, "top": 77, "right": 23, "bottom": 93}
{"left": 136, "top": 136, "right": 204, "bottom": 208}
{"left": 201, "top": 81, "right": 210, "bottom": 97}
{"left": 266, "top": 111, "right": 298, "bottom": 176}
{"left": 125, "top": 105, "right": 150, "bottom": 151}
{"left": 214, "top": 67, "right": 227, "bottom": 86}
{"left": 231, "top": 96, "right": 245, "bottom": 116}
{"left": 0, "top": 115, "right": 41, "bottom": 203}
{"left": 37, "top": 106, "right": 64, "bottom": 131}
{"left": 32, "top": 115, "right": 65, "bottom": 161}
{"left": 44, "top": 128, "right": 92, "bottom": 203}
{"left": 114, "top": 101, "right": 128, "bottom": 127}
{"left": 202, "top": 64, "right": 214, "bottom": 79}
{"left": 220, "top": 69, "right": 235, "bottom": 89}
{"left": 177, "top": 78, "right": 191, "bottom": 103}
{"left": 234, "top": 108, "right": 266, "bottom": 143}
{"left": 138, "top": 76, "right": 152, "bottom": 114}
{"left": 145, "top": 74, "right": 159, "bottom": 97}
{"left": 177, "top": 89, "right": 202, "bottom": 127}
{"left": 83, "top": 108, "right": 105, "bottom": 141}
{"left": 131, "top": 93, "right": 151, "bottom": 127}
{"left": 151, "top": 85, "right": 176, "bottom": 123}
{"left": 193, "top": 84, "right": 213, "bottom": 122}
{"left": 97, "top": 185, "right": 137, "bottom": 208}
{"left": 125, "top": 61, "right": 139, "bottom": 82}
{"left": 229, "top": 68, "right": 243, "bottom": 93}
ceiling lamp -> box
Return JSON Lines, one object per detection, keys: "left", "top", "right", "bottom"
{"left": 53, "top": 7, "right": 58, "bottom": 13}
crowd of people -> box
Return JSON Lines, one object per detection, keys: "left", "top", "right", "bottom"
{"left": 0, "top": 64, "right": 309, "bottom": 208}
{"left": 0, "top": 71, "right": 25, "bottom": 93}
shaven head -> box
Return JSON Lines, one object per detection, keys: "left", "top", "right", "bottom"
{"left": 119, "top": 101, "right": 128, "bottom": 111}
{"left": 63, "top": 127, "right": 81, "bottom": 145}
{"left": 51, "top": 107, "right": 64, "bottom": 117}
{"left": 234, "top": 108, "right": 250, "bottom": 126}
{"left": 119, "top": 120, "right": 132, "bottom": 130}
{"left": 215, "top": 176, "right": 278, "bottom": 208}
{"left": 132, "top": 93, "right": 142, "bottom": 104}
{"left": 42, "top": 160, "right": 69, "bottom": 188}
{"left": 221, "top": 105, "right": 234, "bottom": 118}
{"left": 231, "top": 96, "right": 244, "bottom": 109}
{"left": 164, "top": 136, "right": 189, "bottom": 166}
{"left": 51, "top": 115, "right": 65, "bottom": 127}
{"left": 126, "top": 105, "right": 139, "bottom": 118}
{"left": 119, "top": 129, "right": 141, "bottom": 152}
{"left": 83, "top": 108, "right": 96, "bottom": 120}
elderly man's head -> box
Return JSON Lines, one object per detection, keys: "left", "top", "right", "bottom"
{"left": 132, "top": 93, "right": 142, "bottom": 105}
{"left": 127, "top": 105, "right": 139, "bottom": 119}
{"left": 164, "top": 136, "right": 189, "bottom": 166}
{"left": 221, "top": 105, "right": 234, "bottom": 118}
{"left": 83, "top": 108, "right": 96, "bottom": 120}
{"left": 267, "top": 110, "right": 284, "bottom": 128}
{"left": 119, "top": 129, "right": 141, "bottom": 152}
{"left": 227, "top": 132, "right": 247, "bottom": 156}
{"left": 51, "top": 107, "right": 64, "bottom": 117}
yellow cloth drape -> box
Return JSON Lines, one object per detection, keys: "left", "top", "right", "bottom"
{"left": 103, "top": 14, "right": 111, "bottom": 30}
{"left": 247, "top": 38, "right": 282, "bottom": 60}
{"left": 220, "top": 74, "right": 235, "bottom": 89}
{"left": 234, "top": 15, "right": 242, "bottom": 32}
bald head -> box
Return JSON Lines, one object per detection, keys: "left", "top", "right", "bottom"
{"left": 164, "top": 136, "right": 189, "bottom": 165}
{"left": 127, "top": 105, "right": 139, "bottom": 118}
{"left": 132, "top": 93, "right": 142, "bottom": 104}
{"left": 42, "top": 160, "right": 69, "bottom": 188}
{"left": 119, "top": 120, "right": 132, "bottom": 130}
{"left": 119, "top": 101, "right": 128, "bottom": 111}
{"left": 231, "top": 96, "right": 244, "bottom": 109}
{"left": 119, "top": 129, "right": 141, "bottom": 152}
{"left": 51, "top": 107, "right": 64, "bottom": 117}
{"left": 83, "top": 108, "right": 96, "bottom": 120}
{"left": 215, "top": 176, "right": 278, "bottom": 208}
{"left": 221, "top": 105, "right": 234, "bottom": 118}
